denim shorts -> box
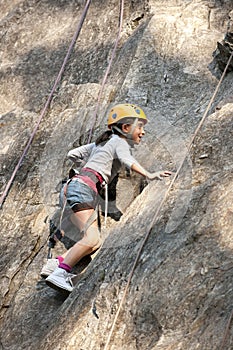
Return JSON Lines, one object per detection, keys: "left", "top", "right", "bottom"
{"left": 60, "top": 179, "right": 97, "bottom": 211}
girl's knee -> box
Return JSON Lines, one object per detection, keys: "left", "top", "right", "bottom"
{"left": 82, "top": 226, "right": 101, "bottom": 249}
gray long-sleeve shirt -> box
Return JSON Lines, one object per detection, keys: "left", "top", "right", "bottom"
{"left": 67, "top": 134, "right": 140, "bottom": 183}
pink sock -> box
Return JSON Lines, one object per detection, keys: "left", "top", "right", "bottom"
{"left": 59, "top": 262, "right": 72, "bottom": 273}
{"left": 56, "top": 256, "right": 64, "bottom": 264}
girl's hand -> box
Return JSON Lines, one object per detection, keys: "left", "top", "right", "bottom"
{"left": 147, "top": 170, "right": 172, "bottom": 180}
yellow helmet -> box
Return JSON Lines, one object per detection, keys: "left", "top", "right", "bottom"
{"left": 107, "top": 103, "right": 147, "bottom": 127}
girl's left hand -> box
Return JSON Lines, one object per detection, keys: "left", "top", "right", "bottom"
{"left": 147, "top": 170, "right": 172, "bottom": 180}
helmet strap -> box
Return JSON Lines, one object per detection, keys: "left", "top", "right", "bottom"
{"left": 111, "top": 125, "right": 124, "bottom": 136}
{"left": 112, "top": 118, "right": 138, "bottom": 141}
{"left": 128, "top": 118, "right": 138, "bottom": 139}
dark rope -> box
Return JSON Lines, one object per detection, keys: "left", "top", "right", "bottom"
{"left": 0, "top": 0, "right": 92, "bottom": 209}
{"left": 87, "top": 0, "right": 125, "bottom": 143}
{"left": 103, "top": 50, "right": 233, "bottom": 350}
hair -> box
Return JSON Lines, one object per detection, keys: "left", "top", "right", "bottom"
{"left": 116, "top": 117, "right": 135, "bottom": 125}
{"left": 95, "top": 118, "right": 135, "bottom": 145}
{"left": 95, "top": 130, "right": 112, "bottom": 145}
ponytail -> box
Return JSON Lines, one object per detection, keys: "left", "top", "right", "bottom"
{"left": 95, "top": 130, "right": 112, "bottom": 146}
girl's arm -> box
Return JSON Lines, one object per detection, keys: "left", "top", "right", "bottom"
{"left": 131, "top": 163, "right": 172, "bottom": 180}
{"left": 115, "top": 138, "right": 172, "bottom": 180}
{"left": 68, "top": 143, "right": 95, "bottom": 166}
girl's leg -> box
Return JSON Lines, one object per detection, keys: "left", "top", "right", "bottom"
{"left": 62, "top": 209, "right": 101, "bottom": 268}
{"left": 45, "top": 210, "right": 101, "bottom": 292}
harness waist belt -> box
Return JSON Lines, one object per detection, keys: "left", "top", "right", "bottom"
{"left": 72, "top": 167, "right": 104, "bottom": 193}
{"left": 80, "top": 167, "right": 104, "bottom": 184}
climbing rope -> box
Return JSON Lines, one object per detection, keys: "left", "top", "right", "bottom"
{"left": 220, "top": 308, "right": 233, "bottom": 349}
{"left": 50, "top": 0, "right": 124, "bottom": 256}
{"left": 103, "top": 52, "right": 233, "bottom": 350}
{"left": 0, "top": 0, "right": 92, "bottom": 209}
{"left": 87, "top": 0, "right": 125, "bottom": 143}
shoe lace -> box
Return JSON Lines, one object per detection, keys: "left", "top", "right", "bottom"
{"left": 65, "top": 272, "right": 76, "bottom": 287}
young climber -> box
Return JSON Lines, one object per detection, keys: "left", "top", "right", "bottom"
{"left": 44, "top": 103, "right": 172, "bottom": 293}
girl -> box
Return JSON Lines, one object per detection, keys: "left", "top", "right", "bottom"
{"left": 45, "top": 103, "right": 171, "bottom": 293}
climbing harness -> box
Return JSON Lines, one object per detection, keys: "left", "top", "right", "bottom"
{"left": 47, "top": 165, "right": 108, "bottom": 257}
{"left": 0, "top": 0, "right": 92, "bottom": 209}
{"left": 103, "top": 51, "right": 233, "bottom": 350}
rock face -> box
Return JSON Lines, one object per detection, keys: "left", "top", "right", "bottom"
{"left": 0, "top": 1, "right": 232, "bottom": 349}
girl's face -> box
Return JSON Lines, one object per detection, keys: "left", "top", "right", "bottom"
{"left": 131, "top": 121, "right": 145, "bottom": 144}
{"left": 123, "top": 121, "right": 145, "bottom": 144}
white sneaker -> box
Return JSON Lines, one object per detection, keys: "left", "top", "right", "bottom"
{"left": 45, "top": 267, "right": 76, "bottom": 293}
{"left": 40, "top": 258, "right": 59, "bottom": 278}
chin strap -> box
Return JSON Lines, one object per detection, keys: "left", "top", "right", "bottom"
{"left": 112, "top": 118, "right": 138, "bottom": 142}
